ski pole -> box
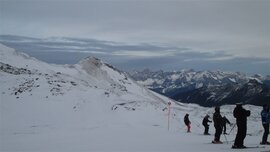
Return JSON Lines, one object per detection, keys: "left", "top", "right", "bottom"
{"left": 228, "top": 123, "right": 236, "bottom": 135}
{"left": 168, "top": 102, "right": 171, "bottom": 131}
{"left": 223, "top": 134, "right": 228, "bottom": 144}
{"left": 193, "top": 119, "right": 201, "bottom": 128}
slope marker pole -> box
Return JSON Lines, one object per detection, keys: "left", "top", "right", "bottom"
{"left": 168, "top": 102, "right": 171, "bottom": 131}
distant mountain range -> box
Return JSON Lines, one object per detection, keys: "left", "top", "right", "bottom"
{"left": 130, "top": 69, "right": 270, "bottom": 107}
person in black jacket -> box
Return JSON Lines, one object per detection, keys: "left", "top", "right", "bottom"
{"left": 212, "top": 107, "right": 223, "bottom": 144}
{"left": 202, "top": 114, "right": 212, "bottom": 135}
{"left": 222, "top": 116, "right": 231, "bottom": 134}
{"left": 184, "top": 113, "right": 191, "bottom": 132}
{"left": 232, "top": 103, "right": 250, "bottom": 149}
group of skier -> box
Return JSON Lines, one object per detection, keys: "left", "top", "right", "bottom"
{"left": 202, "top": 109, "right": 231, "bottom": 136}
{"left": 183, "top": 103, "right": 270, "bottom": 149}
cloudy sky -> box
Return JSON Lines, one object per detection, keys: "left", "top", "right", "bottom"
{"left": 0, "top": 0, "right": 270, "bottom": 75}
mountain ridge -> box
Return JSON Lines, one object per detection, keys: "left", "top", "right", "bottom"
{"left": 0, "top": 43, "right": 171, "bottom": 117}
{"left": 130, "top": 69, "right": 270, "bottom": 107}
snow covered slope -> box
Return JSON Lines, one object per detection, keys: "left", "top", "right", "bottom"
{"left": 0, "top": 43, "right": 169, "bottom": 128}
{"left": 0, "top": 44, "right": 267, "bottom": 152}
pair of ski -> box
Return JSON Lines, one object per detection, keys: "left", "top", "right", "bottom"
{"left": 211, "top": 142, "right": 266, "bottom": 149}
{"left": 231, "top": 146, "right": 265, "bottom": 149}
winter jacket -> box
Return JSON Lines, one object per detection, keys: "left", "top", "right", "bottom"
{"left": 233, "top": 105, "right": 250, "bottom": 126}
{"left": 184, "top": 115, "right": 190, "bottom": 125}
{"left": 222, "top": 117, "right": 231, "bottom": 126}
{"left": 202, "top": 116, "right": 211, "bottom": 126}
{"left": 213, "top": 112, "right": 222, "bottom": 127}
{"left": 261, "top": 109, "right": 270, "bottom": 124}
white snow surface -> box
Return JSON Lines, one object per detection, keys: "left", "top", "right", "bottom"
{"left": 0, "top": 44, "right": 268, "bottom": 152}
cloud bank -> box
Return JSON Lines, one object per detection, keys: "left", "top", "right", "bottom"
{"left": 0, "top": 35, "right": 269, "bottom": 75}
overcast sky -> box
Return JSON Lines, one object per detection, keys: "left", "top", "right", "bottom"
{"left": 0, "top": 0, "right": 269, "bottom": 75}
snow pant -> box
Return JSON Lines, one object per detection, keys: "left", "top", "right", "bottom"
{"left": 204, "top": 124, "right": 209, "bottom": 134}
{"left": 234, "top": 123, "right": 247, "bottom": 147}
{"left": 223, "top": 125, "right": 227, "bottom": 134}
{"left": 214, "top": 125, "right": 222, "bottom": 141}
{"left": 186, "top": 123, "right": 191, "bottom": 132}
{"left": 262, "top": 123, "right": 269, "bottom": 143}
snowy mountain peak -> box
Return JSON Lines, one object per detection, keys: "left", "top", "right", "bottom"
{"left": 78, "top": 56, "right": 106, "bottom": 77}
{"left": 79, "top": 56, "right": 103, "bottom": 67}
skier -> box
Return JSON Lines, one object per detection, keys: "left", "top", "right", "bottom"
{"left": 260, "top": 104, "right": 270, "bottom": 145}
{"left": 202, "top": 114, "right": 212, "bottom": 135}
{"left": 222, "top": 116, "right": 231, "bottom": 134}
{"left": 212, "top": 106, "right": 223, "bottom": 144}
{"left": 184, "top": 113, "right": 191, "bottom": 132}
{"left": 232, "top": 103, "right": 250, "bottom": 149}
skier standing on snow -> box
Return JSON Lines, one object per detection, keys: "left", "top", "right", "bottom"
{"left": 202, "top": 114, "right": 212, "bottom": 135}
{"left": 212, "top": 106, "right": 223, "bottom": 144}
{"left": 260, "top": 104, "right": 270, "bottom": 145}
{"left": 222, "top": 116, "right": 231, "bottom": 134}
{"left": 184, "top": 113, "right": 191, "bottom": 132}
{"left": 232, "top": 103, "right": 250, "bottom": 149}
